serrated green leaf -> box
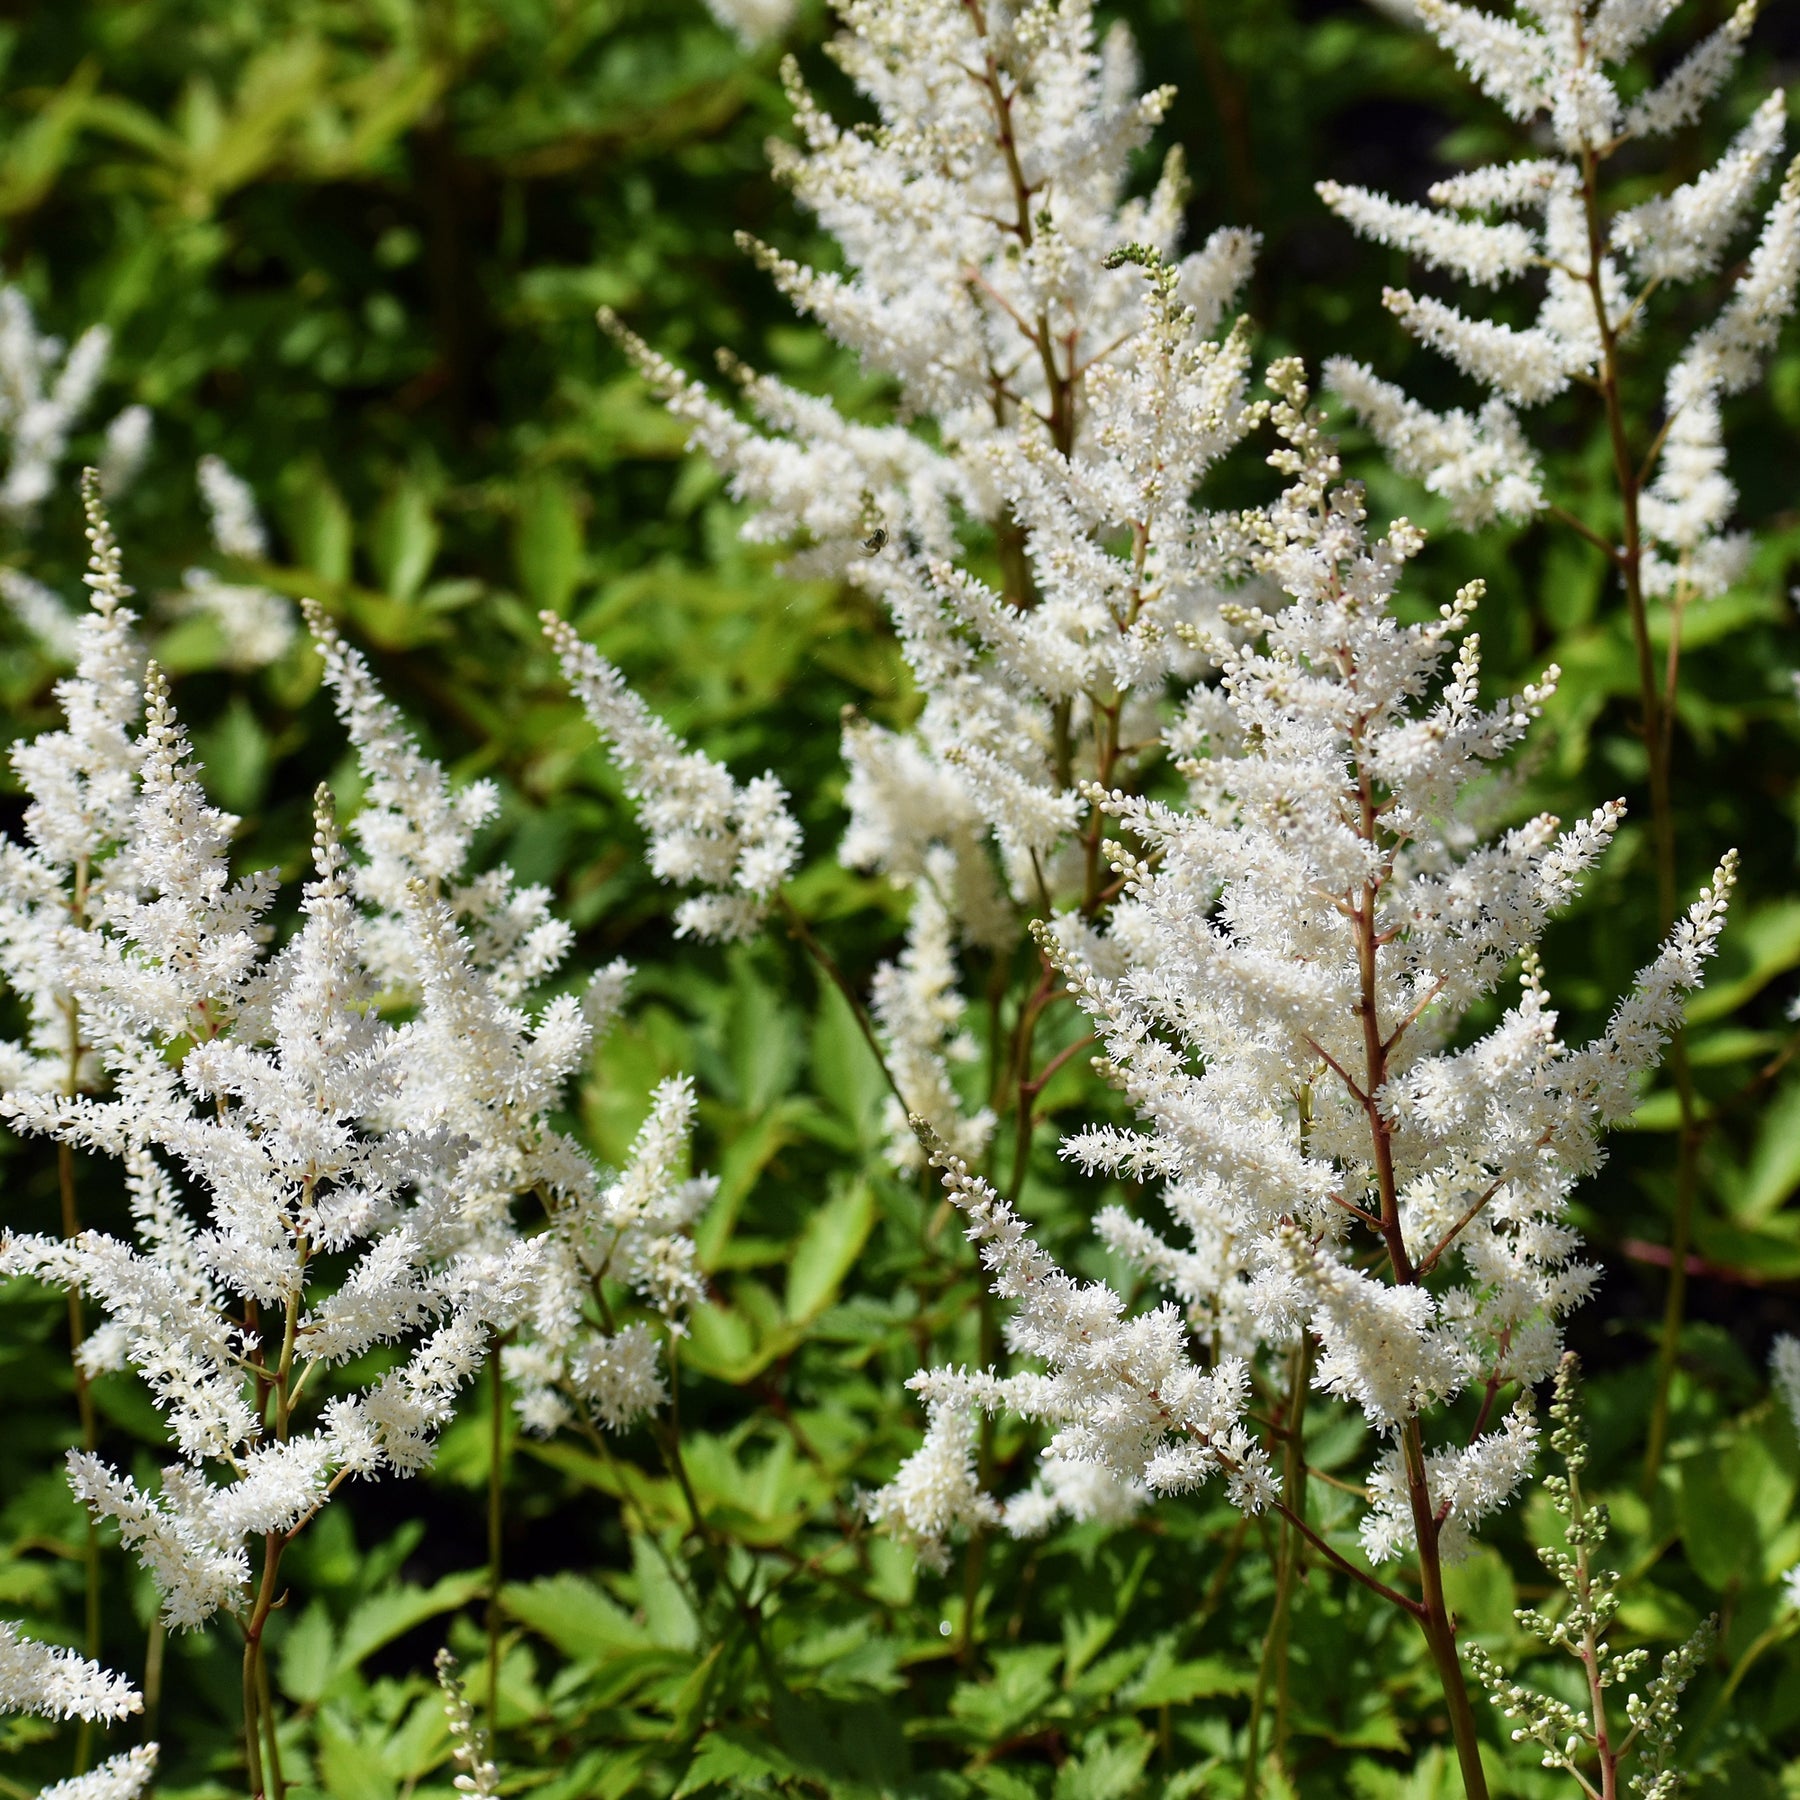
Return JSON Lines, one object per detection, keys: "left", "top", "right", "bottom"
{"left": 786, "top": 1179, "right": 876, "bottom": 1323}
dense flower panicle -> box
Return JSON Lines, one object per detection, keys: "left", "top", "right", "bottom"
{"left": 877, "top": 376, "right": 1730, "bottom": 1566}
{"left": 0, "top": 474, "right": 143, "bottom": 1096}
{"left": 544, "top": 612, "right": 800, "bottom": 942}
{"left": 868, "top": 1131, "right": 1274, "bottom": 1560}
{"left": 97, "top": 406, "right": 152, "bottom": 500}
{"left": 1, "top": 777, "right": 517, "bottom": 1623}
{"left": 195, "top": 454, "right": 266, "bottom": 561}
{"left": 866, "top": 847, "right": 996, "bottom": 1171}
{"left": 0, "top": 501, "right": 705, "bottom": 1629}
{"left": 506, "top": 1074, "right": 714, "bottom": 1437}
{"left": 35, "top": 1750, "right": 159, "bottom": 1800}
{"left": 1322, "top": 0, "right": 1797, "bottom": 598}
{"left": 864, "top": 1401, "right": 1000, "bottom": 1571}
{"left": 164, "top": 456, "right": 295, "bottom": 669}
{"left": 308, "top": 601, "right": 576, "bottom": 1000}
{"left": 0, "top": 1624, "right": 141, "bottom": 1722}
{"left": 0, "top": 1626, "right": 156, "bottom": 1800}
{"left": 701, "top": 0, "right": 795, "bottom": 46}
{"left": 0, "top": 288, "right": 127, "bottom": 522}
{"left": 597, "top": 0, "right": 1267, "bottom": 999}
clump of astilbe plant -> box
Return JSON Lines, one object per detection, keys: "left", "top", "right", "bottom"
{"left": 1316, "top": 0, "right": 1800, "bottom": 1468}
{"left": 0, "top": 491, "right": 713, "bottom": 1796}
{"left": 1466, "top": 1354, "right": 1714, "bottom": 1799}
{"left": 586, "top": 0, "right": 1266, "bottom": 1180}
{"left": 869, "top": 368, "right": 1733, "bottom": 1800}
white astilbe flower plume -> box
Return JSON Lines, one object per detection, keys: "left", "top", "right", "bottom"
{"left": 165, "top": 457, "right": 295, "bottom": 669}
{"left": 2, "top": 773, "right": 520, "bottom": 1624}
{"left": 0, "top": 509, "right": 596, "bottom": 1628}
{"left": 33, "top": 1750, "right": 159, "bottom": 1800}
{"left": 592, "top": 0, "right": 1267, "bottom": 1018}
{"left": 879, "top": 369, "right": 1732, "bottom": 1569}
{"left": 0, "top": 288, "right": 121, "bottom": 523}
{"left": 1321, "top": 0, "right": 1796, "bottom": 597}
{"left": 544, "top": 612, "right": 801, "bottom": 942}
{"left": 306, "top": 602, "right": 709, "bottom": 1447}
{"left": 0, "top": 1624, "right": 157, "bottom": 1800}
{"left": 868, "top": 1130, "right": 1273, "bottom": 1565}
{"left": 0, "top": 473, "right": 142, "bottom": 1098}
{"left": 0, "top": 1623, "right": 141, "bottom": 1722}
{"left": 307, "top": 600, "right": 580, "bottom": 1002}
{"left": 505, "top": 1074, "right": 715, "bottom": 1437}
{"left": 867, "top": 846, "right": 996, "bottom": 1171}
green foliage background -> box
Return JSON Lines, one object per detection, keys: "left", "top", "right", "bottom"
{"left": 4, "top": 1, "right": 1800, "bottom": 1796}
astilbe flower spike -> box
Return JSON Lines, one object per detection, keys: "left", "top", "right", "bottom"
{"left": 1320, "top": 0, "right": 1796, "bottom": 601}
{"left": 1319, "top": 0, "right": 1794, "bottom": 1487}
{"left": 0, "top": 496, "right": 718, "bottom": 1793}
{"left": 0, "top": 1626, "right": 155, "bottom": 1800}
{"left": 870, "top": 370, "right": 1731, "bottom": 1797}
{"left": 572, "top": 0, "right": 1270, "bottom": 1171}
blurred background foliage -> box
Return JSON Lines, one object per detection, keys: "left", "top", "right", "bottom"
{"left": 5, "top": 0, "right": 1800, "bottom": 1795}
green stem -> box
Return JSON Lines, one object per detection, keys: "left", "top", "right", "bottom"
{"left": 486, "top": 1337, "right": 505, "bottom": 1744}
{"left": 1403, "top": 1422, "right": 1491, "bottom": 1800}
{"left": 1573, "top": 138, "right": 1696, "bottom": 1490}
{"left": 257, "top": 1629, "right": 285, "bottom": 1800}
{"left": 1243, "top": 1344, "right": 1310, "bottom": 1798}
{"left": 142, "top": 1613, "right": 164, "bottom": 1749}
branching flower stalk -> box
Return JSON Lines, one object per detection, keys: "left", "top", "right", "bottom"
{"left": 1467, "top": 1355, "right": 1713, "bottom": 1799}
{"left": 1318, "top": 0, "right": 1800, "bottom": 1476}
{"left": 869, "top": 372, "right": 1733, "bottom": 1797}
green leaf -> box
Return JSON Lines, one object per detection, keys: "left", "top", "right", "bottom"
{"left": 1724, "top": 1075, "right": 1800, "bottom": 1223}
{"left": 1680, "top": 1425, "right": 1796, "bottom": 1591}
{"left": 503, "top": 1571, "right": 646, "bottom": 1660}
{"left": 785, "top": 1178, "right": 876, "bottom": 1323}
{"left": 673, "top": 1728, "right": 798, "bottom": 1797}
{"left": 1053, "top": 1733, "right": 1152, "bottom": 1800}
{"left": 368, "top": 481, "right": 439, "bottom": 604}
{"left": 513, "top": 471, "right": 586, "bottom": 615}
{"left": 632, "top": 1535, "right": 698, "bottom": 1650}
{"left": 1126, "top": 1656, "right": 1250, "bottom": 1708}
{"left": 330, "top": 1570, "right": 484, "bottom": 1684}
{"left": 283, "top": 465, "right": 354, "bottom": 586}
{"left": 316, "top": 1708, "right": 399, "bottom": 1800}
{"left": 278, "top": 1603, "right": 337, "bottom": 1705}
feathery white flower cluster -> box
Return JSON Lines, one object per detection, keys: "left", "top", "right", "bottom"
{"left": 0, "top": 488, "right": 709, "bottom": 1631}
{"left": 873, "top": 372, "right": 1731, "bottom": 1565}
{"left": 310, "top": 601, "right": 708, "bottom": 1443}
{"left": 0, "top": 287, "right": 136, "bottom": 524}
{"left": 545, "top": 613, "right": 800, "bottom": 943}
{"left": 0, "top": 1626, "right": 156, "bottom": 1800}
{"left": 1321, "top": 0, "right": 1798, "bottom": 599}
{"left": 701, "top": 0, "right": 796, "bottom": 48}
{"left": 867, "top": 1131, "right": 1270, "bottom": 1566}
{"left": 0, "top": 1624, "right": 141, "bottom": 1723}
{"left": 0, "top": 476, "right": 143, "bottom": 1099}
{"left": 32, "top": 1752, "right": 159, "bottom": 1800}
{"left": 168, "top": 456, "right": 296, "bottom": 669}
{"left": 594, "top": 0, "right": 1267, "bottom": 1163}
